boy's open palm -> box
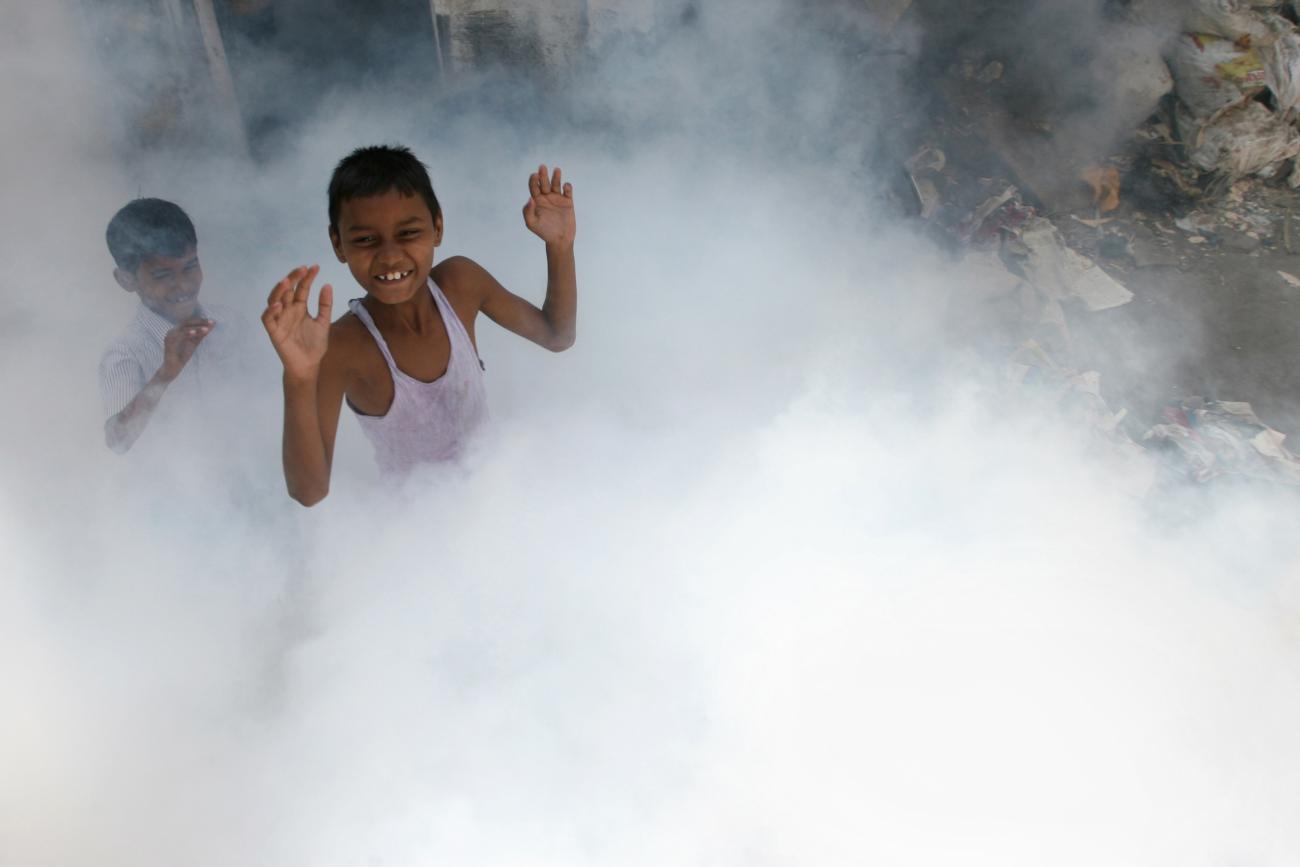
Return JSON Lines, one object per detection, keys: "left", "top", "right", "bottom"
{"left": 523, "top": 164, "right": 576, "bottom": 245}
{"left": 262, "top": 265, "right": 333, "bottom": 379}
{"left": 160, "top": 316, "right": 214, "bottom": 380}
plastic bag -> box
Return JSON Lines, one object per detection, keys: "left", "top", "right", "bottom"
{"left": 1178, "top": 99, "right": 1300, "bottom": 176}
{"left": 1263, "top": 26, "right": 1300, "bottom": 115}
{"left": 1183, "top": 0, "right": 1280, "bottom": 43}
{"left": 1167, "top": 31, "right": 1268, "bottom": 116}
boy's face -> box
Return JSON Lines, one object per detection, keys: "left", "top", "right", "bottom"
{"left": 330, "top": 189, "right": 442, "bottom": 305}
{"left": 115, "top": 246, "right": 203, "bottom": 323}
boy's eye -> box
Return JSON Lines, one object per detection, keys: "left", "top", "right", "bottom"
{"left": 399, "top": 229, "right": 421, "bottom": 238}
{"left": 183, "top": 261, "right": 199, "bottom": 272}
{"left": 351, "top": 236, "right": 375, "bottom": 245}
{"left": 151, "top": 270, "right": 173, "bottom": 280}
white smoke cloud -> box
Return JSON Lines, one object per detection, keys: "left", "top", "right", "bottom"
{"left": 3, "top": 2, "right": 1300, "bottom": 866}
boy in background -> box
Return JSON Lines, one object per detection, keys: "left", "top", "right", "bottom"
{"left": 100, "top": 198, "right": 243, "bottom": 453}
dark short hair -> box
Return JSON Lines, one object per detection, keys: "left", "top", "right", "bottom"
{"left": 328, "top": 144, "right": 442, "bottom": 230}
{"left": 106, "top": 198, "right": 197, "bottom": 272}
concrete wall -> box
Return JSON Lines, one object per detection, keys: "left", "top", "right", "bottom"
{"left": 441, "top": 0, "right": 663, "bottom": 71}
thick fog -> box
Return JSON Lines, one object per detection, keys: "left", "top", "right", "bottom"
{"left": 3, "top": 1, "right": 1300, "bottom": 865}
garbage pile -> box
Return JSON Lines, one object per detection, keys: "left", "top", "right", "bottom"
{"left": 894, "top": 0, "right": 1300, "bottom": 496}
{"left": 1165, "top": 0, "right": 1300, "bottom": 181}
{"left": 1146, "top": 398, "right": 1300, "bottom": 485}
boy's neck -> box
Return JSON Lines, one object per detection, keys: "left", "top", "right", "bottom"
{"left": 364, "top": 285, "right": 437, "bottom": 333}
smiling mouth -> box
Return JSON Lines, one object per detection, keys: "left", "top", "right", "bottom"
{"left": 166, "top": 292, "right": 197, "bottom": 303}
{"left": 374, "top": 269, "right": 414, "bottom": 284}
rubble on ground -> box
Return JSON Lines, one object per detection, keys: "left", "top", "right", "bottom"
{"left": 895, "top": 0, "right": 1300, "bottom": 496}
{"left": 1145, "top": 398, "right": 1300, "bottom": 484}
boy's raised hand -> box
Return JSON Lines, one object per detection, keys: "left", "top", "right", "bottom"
{"left": 160, "top": 315, "right": 214, "bottom": 381}
{"left": 262, "top": 265, "right": 333, "bottom": 379}
{"left": 522, "top": 164, "right": 576, "bottom": 246}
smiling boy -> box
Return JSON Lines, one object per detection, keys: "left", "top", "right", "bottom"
{"left": 262, "top": 145, "right": 576, "bottom": 505}
{"left": 100, "top": 198, "right": 243, "bottom": 454}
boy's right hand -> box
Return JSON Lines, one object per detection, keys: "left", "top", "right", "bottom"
{"left": 160, "top": 316, "right": 214, "bottom": 381}
{"left": 262, "top": 265, "right": 333, "bottom": 380}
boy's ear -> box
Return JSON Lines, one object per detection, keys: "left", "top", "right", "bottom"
{"left": 113, "top": 267, "right": 138, "bottom": 293}
{"left": 328, "top": 226, "right": 346, "bottom": 263}
{"left": 433, "top": 214, "right": 444, "bottom": 247}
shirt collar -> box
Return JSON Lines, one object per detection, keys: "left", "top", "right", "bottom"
{"left": 134, "top": 301, "right": 207, "bottom": 344}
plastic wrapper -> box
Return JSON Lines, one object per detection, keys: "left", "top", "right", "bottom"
{"left": 1167, "top": 31, "right": 1268, "bottom": 116}
{"left": 1183, "top": 0, "right": 1283, "bottom": 43}
{"left": 1178, "top": 99, "right": 1300, "bottom": 177}
{"left": 1262, "top": 26, "right": 1300, "bottom": 115}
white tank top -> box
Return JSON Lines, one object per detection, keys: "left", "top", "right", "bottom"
{"left": 346, "top": 278, "right": 488, "bottom": 476}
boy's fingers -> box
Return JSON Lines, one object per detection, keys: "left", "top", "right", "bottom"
{"left": 293, "top": 266, "right": 319, "bottom": 306}
{"left": 563, "top": 181, "right": 573, "bottom": 199}
{"left": 529, "top": 173, "right": 541, "bottom": 196}
{"left": 538, "top": 164, "right": 550, "bottom": 194}
{"left": 269, "top": 266, "right": 306, "bottom": 305}
{"left": 551, "top": 166, "right": 562, "bottom": 191}
{"left": 315, "top": 284, "right": 334, "bottom": 323}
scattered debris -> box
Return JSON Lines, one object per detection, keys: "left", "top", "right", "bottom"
{"left": 1009, "top": 218, "right": 1135, "bottom": 311}
{"left": 1164, "top": 7, "right": 1300, "bottom": 179}
{"left": 1175, "top": 211, "right": 1218, "bottom": 234}
{"left": 1166, "top": 31, "right": 1268, "bottom": 119}
{"left": 958, "top": 185, "right": 1021, "bottom": 242}
{"left": 1005, "top": 340, "right": 1156, "bottom": 497}
{"left": 904, "top": 146, "right": 946, "bottom": 219}
{"left": 1082, "top": 165, "right": 1122, "bottom": 213}
{"left": 903, "top": 0, "right": 1300, "bottom": 501}
{"left": 1145, "top": 399, "right": 1300, "bottom": 485}
{"left": 1177, "top": 100, "right": 1300, "bottom": 179}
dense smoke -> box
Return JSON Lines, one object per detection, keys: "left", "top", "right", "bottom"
{"left": 3, "top": 1, "right": 1300, "bottom": 865}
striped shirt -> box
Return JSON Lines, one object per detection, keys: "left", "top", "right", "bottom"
{"left": 98, "top": 301, "right": 247, "bottom": 421}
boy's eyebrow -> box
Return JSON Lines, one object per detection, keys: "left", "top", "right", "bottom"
{"left": 344, "top": 216, "right": 427, "bottom": 232}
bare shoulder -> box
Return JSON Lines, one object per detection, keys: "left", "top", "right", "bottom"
{"left": 328, "top": 309, "right": 366, "bottom": 341}
{"left": 433, "top": 256, "right": 496, "bottom": 302}
{"left": 323, "top": 311, "right": 373, "bottom": 375}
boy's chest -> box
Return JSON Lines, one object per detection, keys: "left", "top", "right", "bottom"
{"left": 346, "top": 324, "right": 452, "bottom": 415}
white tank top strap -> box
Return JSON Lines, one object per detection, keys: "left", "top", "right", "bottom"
{"left": 427, "top": 279, "right": 481, "bottom": 367}
{"left": 346, "top": 297, "right": 400, "bottom": 372}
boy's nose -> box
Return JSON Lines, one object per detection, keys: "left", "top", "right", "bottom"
{"left": 377, "top": 239, "right": 405, "bottom": 260}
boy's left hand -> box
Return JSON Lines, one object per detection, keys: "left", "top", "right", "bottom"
{"left": 523, "top": 164, "right": 576, "bottom": 246}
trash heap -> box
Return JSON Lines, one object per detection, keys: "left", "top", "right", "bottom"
{"left": 896, "top": 0, "right": 1300, "bottom": 495}
{"left": 1166, "top": 0, "right": 1300, "bottom": 181}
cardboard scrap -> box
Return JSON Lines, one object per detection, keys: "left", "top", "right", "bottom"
{"left": 1013, "top": 218, "right": 1135, "bottom": 311}
{"left": 1144, "top": 398, "right": 1300, "bottom": 484}
{"left": 1081, "top": 166, "right": 1122, "bottom": 213}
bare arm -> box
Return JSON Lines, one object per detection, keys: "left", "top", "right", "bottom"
{"left": 104, "top": 317, "right": 213, "bottom": 453}
{"left": 458, "top": 164, "right": 577, "bottom": 352}
{"left": 279, "top": 360, "right": 345, "bottom": 507}
{"left": 263, "top": 266, "right": 339, "bottom": 506}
